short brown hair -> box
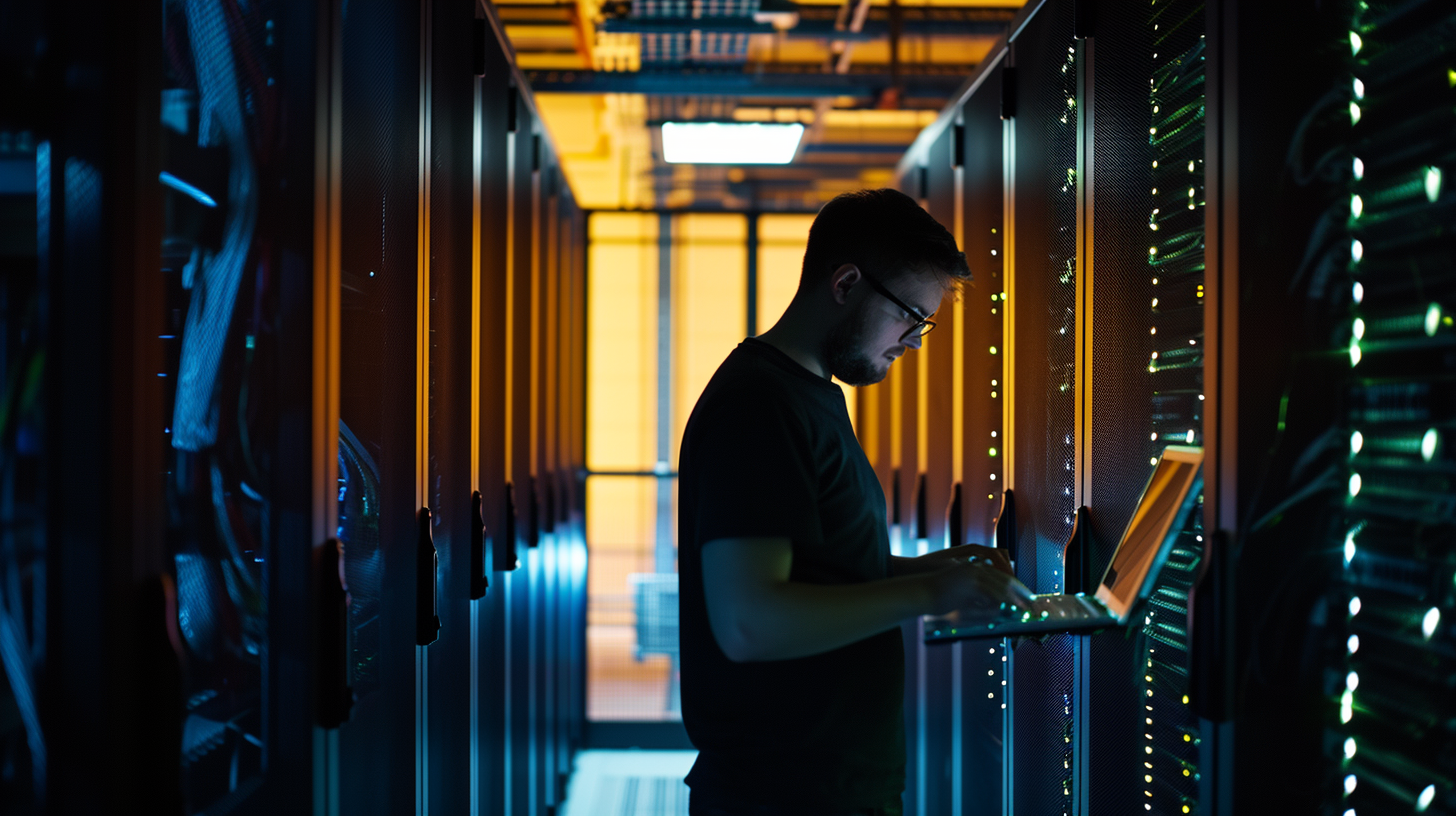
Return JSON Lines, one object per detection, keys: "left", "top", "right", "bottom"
{"left": 800, "top": 188, "right": 971, "bottom": 294}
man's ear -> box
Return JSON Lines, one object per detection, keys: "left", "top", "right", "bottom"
{"left": 829, "top": 263, "right": 861, "bottom": 304}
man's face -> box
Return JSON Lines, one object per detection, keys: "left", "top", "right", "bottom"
{"left": 823, "top": 270, "right": 946, "bottom": 386}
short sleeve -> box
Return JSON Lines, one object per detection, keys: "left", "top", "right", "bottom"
{"left": 685, "top": 389, "right": 820, "bottom": 549}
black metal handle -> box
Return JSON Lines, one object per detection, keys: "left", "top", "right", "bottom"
{"left": 543, "top": 471, "right": 557, "bottom": 535}
{"left": 1062, "top": 506, "right": 1093, "bottom": 595}
{"left": 471, "top": 491, "right": 489, "bottom": 600}
{"left": 999, "top": 64, "right": 1017, "bottom": 120}
{"left": 316, "top": 539, "right": 354, "bottom": 726}
{"left": 526, "top": 475, "right": 542, "bottom": 548}
{"left": 496, "top": 483, "right": 520, "bottom": 571}
{"left": 947, "top": 482, "right": 965, "bottom": 548}
{"left": 416, "top": 508, "right": 440, "bottom": 646}
{"left": 913, "top": 473, "right": 929, "bottom": 540}
{"left": 992, "top": 488, "right": 1016, "bottom": 550}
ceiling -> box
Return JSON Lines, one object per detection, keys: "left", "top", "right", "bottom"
{"left": 496, "top": 0, "right": 1026, "bottom": 211}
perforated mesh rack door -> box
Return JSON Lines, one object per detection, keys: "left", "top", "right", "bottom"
{"left": 1008, "top": 2, "right": 1080, "bottom": 813}
{"left": 1082, "top": 1, "right": 1208, "bottom": 813}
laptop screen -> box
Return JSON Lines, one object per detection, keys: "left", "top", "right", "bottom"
{"left": 1094, "top": 449, "right": 1202, "bottom": 620}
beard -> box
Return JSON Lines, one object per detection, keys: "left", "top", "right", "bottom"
{"left": 822, "top": 307, "right": 889, "bottom": 386}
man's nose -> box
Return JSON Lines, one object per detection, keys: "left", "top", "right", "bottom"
{"left": 902, "top": 332, "right": 924, "bottom": 351}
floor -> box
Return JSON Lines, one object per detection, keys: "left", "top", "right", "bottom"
{"left": 560, "top": 750, "right": 697, "bottom": 816}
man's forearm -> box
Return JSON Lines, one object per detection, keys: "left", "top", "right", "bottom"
{"left": 716, "top": 574, "right": 934, "bottom": 662}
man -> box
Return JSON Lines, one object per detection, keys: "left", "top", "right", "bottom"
{"left": 677, "top": 189, "right": 1033, "bottom": 816}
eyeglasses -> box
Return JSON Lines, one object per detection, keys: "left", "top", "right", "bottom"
{"left": 860, "top": 272, "right": 937, "bottom": 339}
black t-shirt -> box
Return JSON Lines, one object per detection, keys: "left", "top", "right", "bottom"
{"left": 677, "top": 337, "right": 905, "bottom": 813}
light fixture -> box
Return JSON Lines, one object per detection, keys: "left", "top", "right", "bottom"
{"left": 661, "top": 122, "right": 805, "bottom": 164}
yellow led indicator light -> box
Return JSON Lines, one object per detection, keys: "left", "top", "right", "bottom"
{"left": 1351, "top": 195, "right": 1364, "bottom": 218}
{"left": 1422, "top": 607, "right": 1440, "bottom": 639}
{"left": 1349, "top": 102, "right": 1362, "bottom": 125}
{"left": 1426, "top": 166, "right": 1443, "bottom": 202}
{"left": 1417, "top": 784, "right": 1436, "bottom": 812}
{"left": 1350, "top": 430, "right": 1364, "bottom": 455}
{"left": 1344, "top": 738, "right": 1357, "bottom": 759}
{"left": 1353, "top": 318, "right": 1366, "bottom": 340}
{"left": 1349, "top": 596, "right": 1361, "bottom": 616}
{"left": 989, "top": 346, "right": 998, "bottom": 355}
{"left": 1351, "top": 239, "right": 1363, "bottom": 262}
{"left": 1353, "top": 282, "right": 1365, "bottom": 303}
{"left": 1353, "top": 157, "right": 1365, "bottom": 180}
{"left": 989, "top": 447, "right": 998, "bottom": 457}
{"left": 1349, "top": 31, "right": 1362, "bottom": 55}
{"left": 1425, "top": 303, "right": 1442, "bottom": 336}
{"left": 1352, "top": 78, "right": 1365, "bottom": 99}
{"left": 1449, "top": 68, "right": 1456, "bottom": 88}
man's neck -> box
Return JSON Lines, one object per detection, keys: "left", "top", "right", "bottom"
{"left": 756, "top": 323, "right": 830, "bottom": 380}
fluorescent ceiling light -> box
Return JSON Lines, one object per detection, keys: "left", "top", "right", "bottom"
{"left": 661, "top": 122, "right": 804, "bottom": 164}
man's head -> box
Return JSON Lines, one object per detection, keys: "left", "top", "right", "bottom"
{"left": 795, "top": 189, "right": 971, "bottom": 386}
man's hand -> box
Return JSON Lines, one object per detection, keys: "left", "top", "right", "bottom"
{"left": 895, "top": 544, "right": 1015, "bottom": 578}
{"left": 924, "top": 560, "right": 1035, "bottom": 615}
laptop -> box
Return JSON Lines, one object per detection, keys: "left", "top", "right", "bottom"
{"left": 924, "top": 445, "right": 1204, "bottom": 642}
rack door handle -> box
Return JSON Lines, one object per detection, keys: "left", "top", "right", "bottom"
{"left": 947, "top": 482, "right": 965, "bottom": 548}
{"left": 417, "top": 507, "right": 440, "bottom": 646}
{"left": 470, "top": 491, "right": 489, "bottom": 600}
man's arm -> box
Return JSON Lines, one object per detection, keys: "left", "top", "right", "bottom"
{"left": 702, "top": 537, "right": 1031, "bottom": 663}
{"left": 889, "top": 544, "right": 1015, "bottom": 577}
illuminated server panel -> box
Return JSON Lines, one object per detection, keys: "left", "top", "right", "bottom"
{"left": 1083, "top": 0, "right": 1210, "bottom": 814}
{"left": 1330, "top": 2, "right": 1455, "bottom": 814}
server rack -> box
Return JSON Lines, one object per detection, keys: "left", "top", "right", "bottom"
{"left": 6, "top": 1, "right": 589, "bottom": 813}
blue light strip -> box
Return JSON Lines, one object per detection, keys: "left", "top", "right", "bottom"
{"left": 159, "top": 171, "right": 218, "bottom": 208}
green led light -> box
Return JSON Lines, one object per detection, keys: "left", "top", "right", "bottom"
{"left": 1352, "top": 78, "right": 1365, "bottom": 99}
{"left": 1344, "top": 737, "right": 1357, "bottom": 759}
{"left": 1353, "top": 156, "right": 1364, "bottom": 180}
{"left": 1422, "top": 429, "right": 1439, "bottom": 462}
{"left": 1349, "top": 31, "right": 1362, "bottom": 55}
{"left": 1351, "top": 195, "right": 1364, "bottom": 218}
{"left": 1353, "top": 318, "right": 1366, "bottom": 340}
{"left": 1351, "top": 239, "right": 1363, "bottom": 263}
{"left": 1348, "top": 473, "right": 1362, "bottom": 497}
{"left": 1349, "top": 339, "right": 1362, "bottom": 366}
{"left": 1423, "top": 607, "right": 1440, "bottom": 639}
{"left": 989, "top": 447, "right": 998, "bottom": 457}
{"left": 1340, "top": 690, "right": 1354, "bottom": 724}
{"left": 1350, "top": 430, "right": 1363, "bottom": 455}
{"left": 1426, "top": 166, "right": 1443, "bottom": 202}
{"left": 1418, "top": 784, "right": 1436, "bottom": 812}
{"left": 1349, "top": 102, "right": 1362, "bottom": 125}
{"left": 1425, "top": 303, "right": 1442, "bottom": 336}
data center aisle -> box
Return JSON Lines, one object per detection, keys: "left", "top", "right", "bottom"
{"left": 559, "top": 751, "right": 696, "bottom": 816}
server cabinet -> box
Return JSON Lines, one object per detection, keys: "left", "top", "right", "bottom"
{"left": 156, "top": 1, "right": 341, "bottom": 811}
{"left": 334, "top": 0, "right": 423, "bottom": 813}
{"left": 1200, "top": 1, "right": 1455, "bottom": 814}
{"left": 422, "top": 0, "right": 481, "bottom": 812}
{"left": 1078, "top": 1, "right": 1208, "bottom": 814}
{"left": 1003, "top": 3, "right": 1083, "bottom": 814}
{"left": 955, "top": 57, "right": 1012, "bottom": 816}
